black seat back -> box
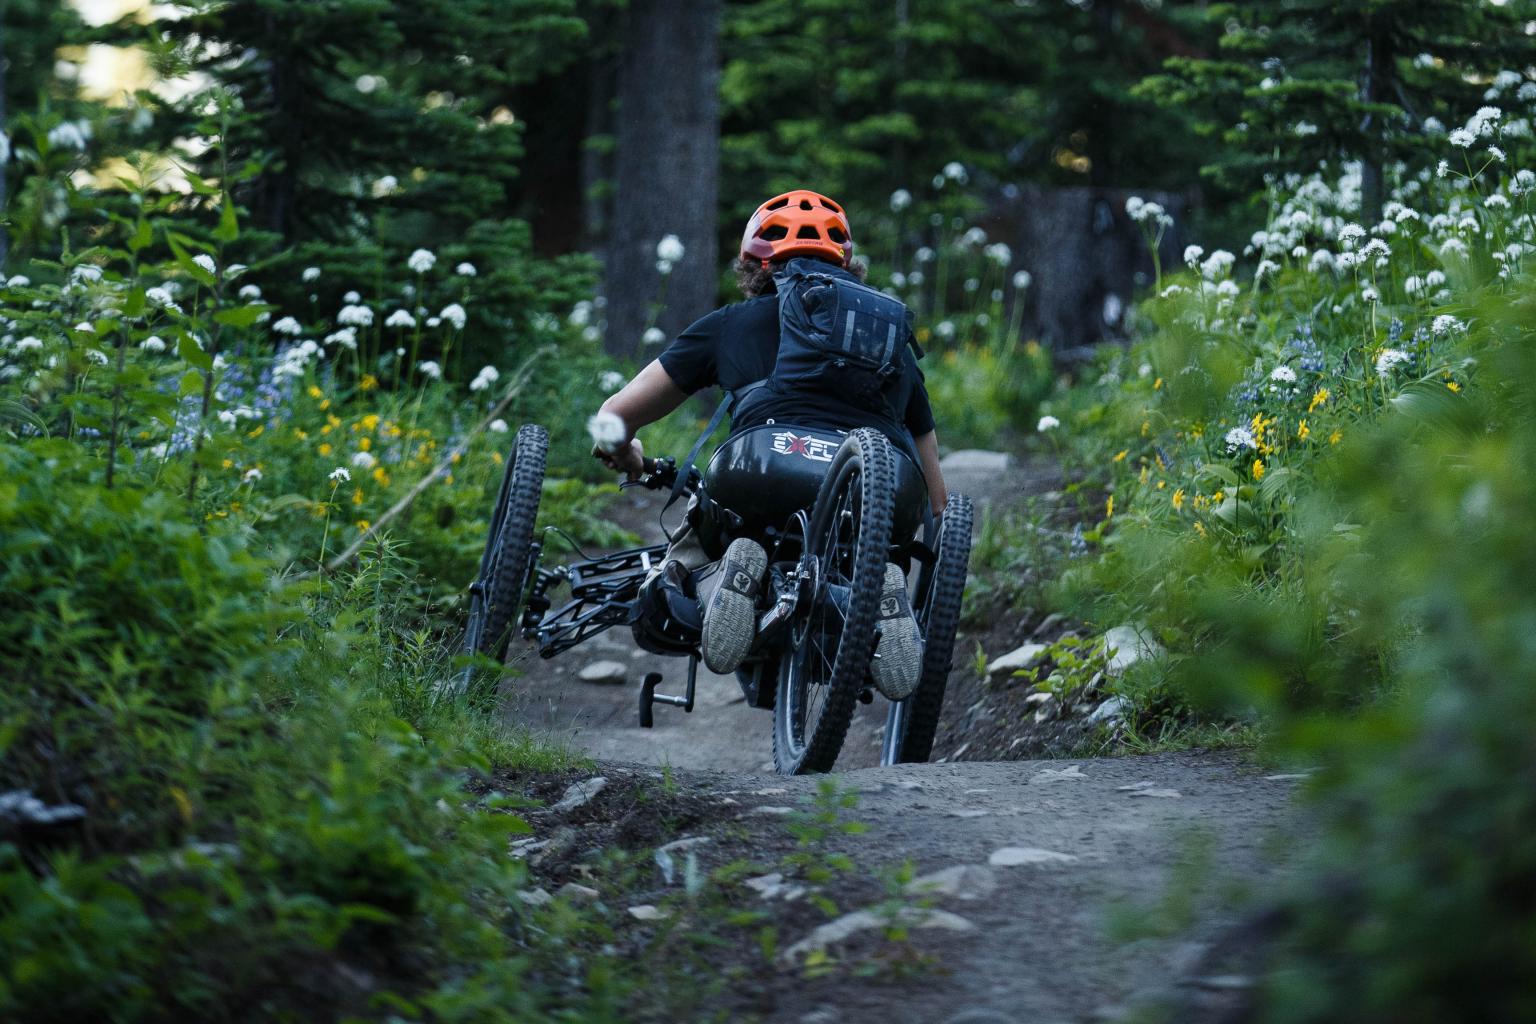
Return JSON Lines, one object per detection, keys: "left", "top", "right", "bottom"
{"left": 697, "top": 424, "right": 927, "bottom": 559}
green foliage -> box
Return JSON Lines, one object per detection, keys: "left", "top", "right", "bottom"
{"left": 1036, "top": 84, "right": 1536, "bottom": 1018}
{"left": 1138, "top": 0, "right": 1536, "bottom": 218}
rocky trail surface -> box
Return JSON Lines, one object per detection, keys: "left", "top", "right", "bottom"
{"left": 502, "top": 449, "right": 1299, "bottom": 1023}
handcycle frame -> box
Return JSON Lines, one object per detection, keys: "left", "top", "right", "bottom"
{"left": 508, "top": 455, "right": 942, "bottom": 759}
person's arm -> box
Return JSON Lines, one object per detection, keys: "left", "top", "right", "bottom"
{"left": 592, "top": 359, "right": 690, "bottom": 477}
{"left": 913, "top": 429, "right": 948, "bottom": 517}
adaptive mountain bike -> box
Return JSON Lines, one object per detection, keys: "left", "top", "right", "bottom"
{"left": 462, "top": 422, "right": 972, "bottom": 775}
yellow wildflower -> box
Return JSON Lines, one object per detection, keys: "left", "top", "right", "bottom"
{"left": 294, "top": 428, "right": 308, "bottom": 440}
{"left": 372, "top": 466, "right": 391, "bottom": 487}
{"left": 1297, "top": 419, "right": 1310, "bottom": 441}
{"left": 360, "top": 374, "right": 378, "bottom": 391}
{"left": 1252, "top": 458, "right": 1265, "bottom": 480}
{"left": 356, "top": 519, "right": 371, "bottom": 532}
{"left": 361, "top": 413, "right": 380, "bottom": 431}
{"left": 1153, "top": 377, "right": 1163, "bottom": 390}
{"left": 1329, "top": 429, "right": 1343, "bottom": 445}
{"left": 1193, "top": 520, "right": 1207, "bottom": 537}
{"left": 352, "top": 488, "right": 364, "bottom": 506}
{"left": 359, "top": 436, "right": 372, "bottom": 452}
{"left": 491, "top": 451, "right": 503, "bottom": 464}
{"left": 246, "top": 424, "right": 263, "bottom": 439}
{"left": 319, "top": 398, "right": 331, "bottom": 411}
{"left": 1139, "top": 466, "right": 1149, "bottom": 484}
{"left": 327, "top": 414, "right": 342, "bottom": 429}
{"left": 1172, "top": 488, "right": 1185, "bottom": 511}
{"left": 1113, "top": 449, "right": 1128, "bottom": 463}
{"left": 1140, "top": 420, "right": 1150, "bottom": 437}
{"left": 321, "top": 423, "right": 333, "bottom": 435}
{"left": 1024, "top": 340, "right": 1040, "bottom": 356}
{"left": 1106, "top": 495, "right": 1115, "bottom": 519}
{"left": 1156, "top": 480, "right": 1166, "bottom": 490}
{"left": 1447, "top": 381, "right": 1461, "bottom": 393}
{"left": 318, "top": 442, "right": 333, "bottom": 456}
{"left": 307, "top": 385, "right": 324, "bottom": 399}
{"left": 1308, "top": 387, "right": 1329, "bottom": 412}
{"left": 221, "top": 458, "right": 234, "bottom": 470}
{"left": 445, "top": 473, "right": 454, "bottom": 485}
{"left": 1213, "top": 490, "right": 1224, "bottom": 503}
{"left": 451, "top": 452, "right": 462, "bottom": 464}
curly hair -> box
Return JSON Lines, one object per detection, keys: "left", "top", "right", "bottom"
{"left": 734, "top": 254, "right": 868, "bottom": 298}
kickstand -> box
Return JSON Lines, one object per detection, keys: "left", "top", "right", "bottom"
{"left": 638, "top": 655, "right": 699, "bottom": 728}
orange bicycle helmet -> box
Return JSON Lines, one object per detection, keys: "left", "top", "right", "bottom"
{"left": 740, "top": 189, "right": 853, "bottom": 266}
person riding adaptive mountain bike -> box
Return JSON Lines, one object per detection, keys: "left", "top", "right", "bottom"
{"left": 592, "top": 189, "right": 950, "bottom": 700}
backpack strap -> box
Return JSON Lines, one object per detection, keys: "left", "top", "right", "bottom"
{"left": 663, "top": 389, "right": 735, "bottom": 521}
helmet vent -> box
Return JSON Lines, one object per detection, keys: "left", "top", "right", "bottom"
{"left": 827, "top": 226, "right": 848, "bottom": 244}
{"left": 799, "top": 199, "right": 814, "bottom": 210}
{"left": 795, "top": 225, "right": 821, "bottom": 239}
{"left": 765, "top": 197, "right": 789, "bottom": 211}
{"left": 760, "top": 224, "right": 788, "bottom": 241}
{"left": 821, "top": 199, "right": 842, "bottom": 213}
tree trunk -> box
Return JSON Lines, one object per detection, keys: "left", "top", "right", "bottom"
{"left": 602, "top": 0, "right": 720, "bottom": 359}
{"left": 991, "top": 184, "right": 1187, "bottom": 355}
{"left": 1359, "top": 20, "right": 1393, "bottom": 226}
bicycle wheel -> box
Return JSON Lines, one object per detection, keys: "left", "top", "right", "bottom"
{"left": 464, "top": 424, "right": 547, "bottom": 671}
{"left": 773, "top": 428, "right": 896, "bottom": 775}
{"left": 890, "top": 491, "right": 973, "bottom": 764}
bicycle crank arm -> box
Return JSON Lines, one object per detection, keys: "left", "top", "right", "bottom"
{"left": 638, "top": 656, "right": 699, "bottom": 728}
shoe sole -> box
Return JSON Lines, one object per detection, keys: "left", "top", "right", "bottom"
{"left": 701, "top": 539, "right": 767, "bottom": 674}
{"left": 871, "top": 563, "right": 923, "bottom": 700}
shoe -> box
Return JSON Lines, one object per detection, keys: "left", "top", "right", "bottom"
{"left": 700, "top": 538, "right": 767, "bottom": 674}
{"left": 871, "top": 563, "right": 923, "bottom": 700}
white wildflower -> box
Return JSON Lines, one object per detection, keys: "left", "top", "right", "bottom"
{"left": 74, "top": 321, "right": 96, "bottom": 333}
{"left": 239, "top": 284, "right": 262, "bottom": 300}
{"left": 1432, "top": 314, "right": 1465, "bottom": 336}
{"left": 569, "top": 301, "right": 592, "bottom": 327}
{"left": 385, "top": 309, "right": 416, "bottom": 329}
{"left": 656, "top": 234, "right": 685, "bottom": 263}
{"left": 1362, "top": 285, "right": 1380, "bottom": 303}
{"left": 943, "top": 161, "right": 967, "bottom": 182}
{"left": 961, "top": 227, "right": 988, "bottom": 247}
{"left": 407, "top": 249, "right": 436, "bottom": 274}
{"left": 439, "top": 303, "right": 467, "bottom": 330}
{"left": 915, "top": 246, "right": 935, "bottom": 264}
{"left": 1183, "top": 245, "right": 1204, "bottom": 267}
{"left": 1487, "top": 193, "right": 1510, "bottom": 209}
{"left": 642, "top": 326, "right": 666, "bottom": 346}
{"left": 1270, "top": 365, "right": 1297, "bottom": 384}
{"left": 371, "top": 175, "right": 399, "bottom": 198}
{"left": 338, "top": 304, "right": 374, "bottom": 327}
{"left": 71, "top": 265, "right": 103, "bottom": 285}
{"left": 302, "top": 266, "right": 321, "bottom": 283}
{"left": 1449, "top": 128, "right": 1475, "bottom": 148}
{"left": 242, "top": 467, "right": 262, "bottom": 483}
{"left": 1225, "top": 427, "right": 1257, "bottom": 452}
{"left": 351, "top": 451, "right": 377, "bottom": 468}
{"left": 985, "top": 243, "right": 1012, "bottom": 266}
{"left": 1160, "top": 284, "right": 1188, "bottom": 298}
{"left": 218, "top": 409, "right": 238, "bottom": 426}
{"left": 455, "top": 262, "right": 477, "bottom": 277}
{"left": 1293, "top": 121, "right": 1319, "bottom": 137}
{"left": 1375, "top": 348, "right": 1411, "bottom": 378}
{"left": 344, "top": 290, "right": 362, "bottom": 303}
{"left": 1256, "top": 259, "right": 1280, "bottom": 280}
{"left": 139, "top": 335, "right": 165, "bottom": 352}
{"left": 192, "top": 253, "right": 216, "bottom": 275}
{"left": 324, "top": 328, "right": 358, "bottom": 350}
{"left": 1216, "top": 280, "right": 1240, "bottom": 298}
{"left": 85, "top": 348, "right": 109, "bottom": 365}
{"left": 889, "top": 189, "right": 912, "bottom": 212}
{"left": 6, "top": 275, "right": 30, "bottom": 288}
{"left": 47, "top": 122, "right": 88, "bottom": 150}
{"left": 1338, "top": 223, "right": 1367, "bottom": 247}
{"left": 1437, "top": 160, "right": 1451, "bottom": 179}
{"left": 1200, "top": 250, "right": 1235, "bottom": 279}
{"left": 1405, "top": 275, "right": 1424, "bottom": 295}
{"left": 1489, "top": 146, "right": 1506, "bottom": 163}
{"left": 1440, "top": 238, "right": 1469, "bottom": 257}
{"left": 273, "top": 316, "right": 303, "bottom": 336}
{"left": 587, "top": 410, "right": 628, "bottom": 452}
{"left": 329, "top": 467, "right": 351, "bottom": 482}
{"left": 1308, "top": 250, "right": 1336, "bottom": 274}
{"left": 417, "top": 360, "right": 442, "bottom": 380}
{"left": 1036, "top": 415, "right": 1060, "bottom": 433}
{"left": 15, "top": 336, "right": 42, "bottom": 352}
{"left": 488, "top": 419, "right": 509, "bottom": 434}
{"left": 469, "top": 364, "right": 499, "bottom": 392}
{"left": 935, "top": 320, "right": 956, "bottom": 340}
{"left": 1012, "top": 270, "right": 1032, "bottom": 290}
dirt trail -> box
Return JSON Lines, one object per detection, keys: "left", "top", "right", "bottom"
{"left": 504, "top": 452, "right": 1297, "bottom": 1022}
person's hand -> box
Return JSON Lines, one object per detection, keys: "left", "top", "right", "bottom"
{"left": 593, "top": 437, "right": 645, "bottom": 480}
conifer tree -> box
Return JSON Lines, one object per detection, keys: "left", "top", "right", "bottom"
{"left": 1140, "top": 0, "right": 1536, "bottom": 223}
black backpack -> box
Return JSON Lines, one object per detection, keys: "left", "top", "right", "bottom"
{"left": 768, "top": 257, "right": 915, "bottom": 421}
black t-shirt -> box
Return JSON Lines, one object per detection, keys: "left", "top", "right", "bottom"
{"left": 656, "top": 295, "right": 936, "bottom": 449}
